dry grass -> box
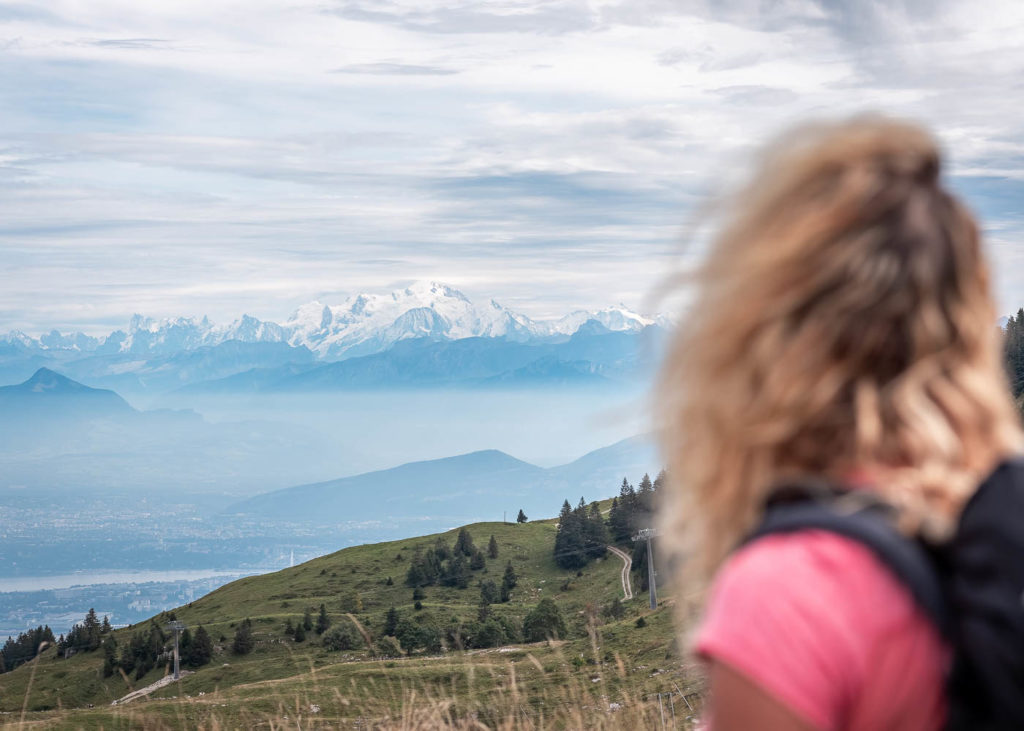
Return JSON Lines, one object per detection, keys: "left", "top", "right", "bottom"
{"left": 6, "top": 634, "right": 704, "bottom": 730}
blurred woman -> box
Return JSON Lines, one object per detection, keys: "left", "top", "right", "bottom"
{"left": 657, "top": 117, "right": 1022, "bottom": 730}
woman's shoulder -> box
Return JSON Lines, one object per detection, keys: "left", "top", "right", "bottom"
{"left": 696, "top": 530, "right": 947, "bottom": 730}
{"left": 711, "top": 529, "right": 917, "bottom": 610}
{"left": 700, "top": 529, "right": 937, "bottom": 646}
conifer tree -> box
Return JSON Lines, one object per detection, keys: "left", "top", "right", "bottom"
{"left": 470, "top": 549, "right": 486, "bottom": 570}
{"left": 434, "top": 537, "right": 451, "bottom": 561}
{"left": 442, "top": 554, "right": 470, "bottom": 588}
{"left": 502, "top": 561, "right": 518, "bottom": 594}
{"left": 553, "top": 498, "right": 587, "bottom": 568}
{"left": 516, "top": 509, "right": 528, "bottom": 523}
{"left": 83, "top": 608, "right": 101, "bottom": 651}
{"left": 188, "top": 626, "right": 212, "bottom": 667}
{"left": 293, "top": 623, "right": 306, "bottom": 642}
{"left": 316, "top": 604, "right": 331, "bottom": 634}
{"left": 302, "top": 607, "right": 313, "bottom": 632}
{"left": 480, "top": 579, "right": 499, "bottom": 605}
{"left": 488, "top": 535, "right": 499, "bottom": 559}
{"left": 384, "top": 607, "right": 399, "bottom": 637}
{"left": 610, "top": 479, "right": 636, "bottom": 542}
{"left": 584, "top": 501, "right": 609, "bottom": 559}
{"left": 232, "top": 619, "right": 254, "bottom": 655}
{"left": 102, "top": 635, "right": 118, "bottom": 677}
{"left": 454, "top": 527, "right": 475, "bottom": 557}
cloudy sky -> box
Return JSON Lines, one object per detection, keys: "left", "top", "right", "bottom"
{"left": 4, "top": 0, "right": 1024, "bottom": 334}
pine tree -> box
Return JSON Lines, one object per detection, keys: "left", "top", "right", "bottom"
{"left": 316, "top": 604, "right": 331, "bottom": 634}
{"left": 101, "top": 616, "right": 112, "bottom": 635}
{"left": 442, "top": 554, "right": 470, "bottom": 588}
{"left": 480, "top": 580, "right": 499, "bottom": 605}
{"left": 502, "top": 561, "right": 518, "bottom": 594}
{"left": 584, "top": 501, "right": 608, "bottom": 559}
{"left": 284, "top": 618, "right": 294, "bottom": 637}
{"left": 179, "top": 628, "right": 193, "bottom": 662}
{"left": 653, "top": 469, "right": 666, "bottom": 491}
{"left": 454, "top": 528, "right": 475, "bottom": 557}
{"left": 554, "top": 498, "right": 588, "bottom": 569}
{"left": 232, "top": 619, "right": 254, "bottom": 655}
{"left": 470, "top": 549, "right": 486, "bottom": 571}
{"left": 610, "top": 479, "right": 636, "bottom": 542}
{"left": 487, "top": 535, "right": 499, "bottom": 559}
{"left": 83, "top": 608, "right": 101, "bottom": 651}
{"left": 102, "top": 636, "right": 118, "bottom": 677}
{"left": 636, "top": 473, "right": 655, "bottom": 528}
{"left": 516, "top": 509, "right": 528, "bottom": 523}
{"left": 188, "top": 626, "right": 212, "bottom": 667}
{"left": 302, "top": 608, "right": 313, "bottom": 632}
{"left": 293, "top": 623, "right": 306, "bottom": 642}
{"left": 384, "top": 607, "right": 399, "bottom": 637}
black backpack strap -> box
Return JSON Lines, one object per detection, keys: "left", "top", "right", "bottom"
{"left": 747, "top": 485, "right": 952, "bottom": 638}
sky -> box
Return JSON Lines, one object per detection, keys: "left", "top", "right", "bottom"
{"left": 4, "top": 0, "right": 1024, "bottom": 334}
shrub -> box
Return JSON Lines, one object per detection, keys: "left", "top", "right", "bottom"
{"left": 322, "top": 622, "right": 362, "bottom": 651}
{"left": 523, "top": 598, "right": 567, "bottom": 642}
{"left": 375, "top": 635, "right": 403, "bottom": 658}
{"left": 603, "top": 597, "right": 625, "bottom": 621}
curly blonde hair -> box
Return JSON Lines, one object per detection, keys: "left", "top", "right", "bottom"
{"left": 656, "top": 116, "right": 1022, "bottom": 606}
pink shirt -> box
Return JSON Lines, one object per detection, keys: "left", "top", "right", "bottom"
{"left": 696, "top": 530, "right": 948, "bottom": 730}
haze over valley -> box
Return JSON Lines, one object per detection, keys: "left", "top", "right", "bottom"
{"left": 0, "top": 282, "right": 664, "bottom": 636}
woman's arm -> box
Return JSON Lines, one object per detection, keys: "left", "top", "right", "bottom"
{"left": 706, "top": 660, "right": 818, "bottom": 731}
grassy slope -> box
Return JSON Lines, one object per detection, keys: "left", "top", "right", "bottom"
{"left": 0, "top": 515, "right": 701, "bottom": 729}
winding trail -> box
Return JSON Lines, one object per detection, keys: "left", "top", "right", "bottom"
{"left": 111, "top": 670, "right": 192, "bottom": 706}
{"left": 607, "top": 545, "right": 633, "bottom": 600}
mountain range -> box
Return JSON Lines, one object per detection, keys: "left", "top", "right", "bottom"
{"left": 0, "top": 282, "right": 668, "bottom": 395}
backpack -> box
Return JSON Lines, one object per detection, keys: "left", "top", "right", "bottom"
{"left": 748, "top": 459, "right": 1024, "bottom": 731}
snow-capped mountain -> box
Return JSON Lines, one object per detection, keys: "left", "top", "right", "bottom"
{"left": 5, "top": 282, "right": 663, "bottom": 361}
{"left": 284, "top": 282, "right": 542, "bottom": 359}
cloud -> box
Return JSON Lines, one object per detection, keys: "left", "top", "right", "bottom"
{"left": 330, "top": 62, "right": 458, "bottom": 75}
{"left": 3, "top": 0, "right": 1024, "bottom": 333}
{"left": 325, "top": 0, "right": 598, "bottom": 36}
{"left": 85, "top": 37, "right": 174, "bottom": 50}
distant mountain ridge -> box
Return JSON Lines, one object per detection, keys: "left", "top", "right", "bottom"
{"left": 0, "top": 367, "right": 134, "bottom": 418}
{"left": 3, "top": 281, "right": 666, "bottom": 360}
{"left": 0, "top": 282, "right": 668, "bottom": 395}
{"left": 224, "top": 435, "right": 659, "bottom": 532}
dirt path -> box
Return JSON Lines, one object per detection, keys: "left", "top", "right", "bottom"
{"left": 607, "top": 545, "right": 633, "bottom": 600}
{"left": 111, "top": 670, "right": 192, "bottom": 706}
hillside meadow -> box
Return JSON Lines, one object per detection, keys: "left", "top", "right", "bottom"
{"left": 0, "top": 516, "right": 703, "bottom": 729}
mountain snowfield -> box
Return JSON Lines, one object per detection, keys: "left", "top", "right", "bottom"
{"left": 3, "top": 281, "right": 665, "bottom": 360}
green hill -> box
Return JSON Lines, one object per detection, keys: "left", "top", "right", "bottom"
{"left": 0, "top": 510, "right": 701, "bottom": 729}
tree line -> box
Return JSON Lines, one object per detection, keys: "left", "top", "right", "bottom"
{"left": 553, "top": 471, "right": 664, "bottom": 571}
{"left": 1, "top": 625, "right": 55, "bottom": 673}
{"left": 1004, "top": 310, "right": 1024, "bottom": 405}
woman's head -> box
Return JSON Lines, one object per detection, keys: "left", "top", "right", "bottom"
{"left": 657, "top": 116, "right": 1022, "bottom": 593}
